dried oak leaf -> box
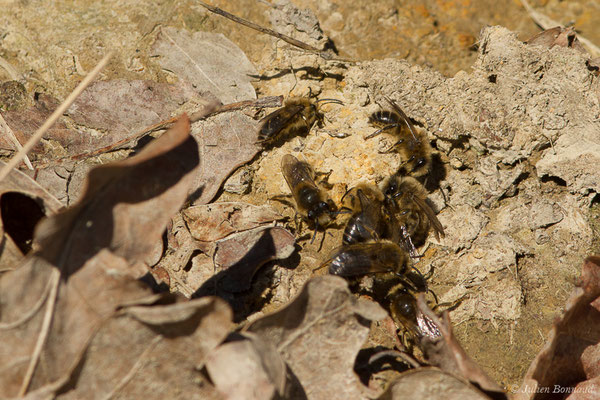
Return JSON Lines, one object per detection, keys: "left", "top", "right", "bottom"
{"left": 54, "top": 295, "right": 232, "bottom": 399}
{"left": 246, "top": 275, "right": 387, "bottom": 399}
{"left": 214, "top": 226, "right": 296, "bottom": 293}
{"left": 34, "top": 114, "right": 201, "bottom": 277}
{"left": 182, "top": 202, "right": 285, "bottom": 242}
{"left": 206, "top": 332, "right": 287, "bottom": 400}
{"left": 0, "top": 114, "right": 207, "bottom": 397}
{"left": 379, "top": 368, "right": 492, "bottom": 400}
{"left": 151, "top": 27, "right": 258, "bottom": 104}
{"left": 190, "top": 112, "right": 261, "bottom": 204}
{"left": 0, "top": 94, "right": 72, "bottom": 157}
{"left": 416, "top": 296, "right": 506, "bottom": 397}
{"left": 526, "top": 27, "right": 587, "bottom": 54}
{"left": 0, "top": 162, "right": 62, "bottom": 268}
{"left": 515, "top": 256, "right": 600, "bottom": 400}
{"left": 2, "top": 81, "right": 201, "bottom": 160}
{"left": 64, "top": 79, "right": 204, "bottom": 154}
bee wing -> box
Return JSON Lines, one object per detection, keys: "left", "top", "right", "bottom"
{"left": 281, "top": 154, "right": 319, "bottom": 193}
{"left": 397, "top": 223, "right": 421, "bottom": 259}
{"left": 383, "top": 95, "right": 419, "bottom": 144}
{"left": 410, "top": 195, "right": 445, "bottom": 240}
{"left": 258, "top": 104, "right": 304, "bottom": 141}
{"left": 326, "top": 243, "right": 400, "bottom": 276}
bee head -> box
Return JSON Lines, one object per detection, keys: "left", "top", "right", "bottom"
{"left": 308, "top": 200, "right": 334, "bottom": 220}
{"left": 389, "top": 289, "right": 417, "bottom": 320}
{"left": 384, "top": 176, "right": 404, "bottom": 201}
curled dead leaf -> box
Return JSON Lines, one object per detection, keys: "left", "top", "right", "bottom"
{"left": 34, "top": 113, "right": 202, "bottom": 278}
{"left": 183, "top": 202, "right": 285, "bottom": 242}
{"left": 214, "top": 226, "right": 296, "bottom": 293}
{"left": 247, "top": 275, "right": 387, "bottom": 399}
{"left": 206, "top": 332, "right": 287, "bottom": 400}
{"left": 379, "top": 368, "right": 492, "bottom": 400}
{"left": 416, "top": 295, "right": 505, "bottom": 397}
{"left": 515, "top": 256, "right": 600, "bottom": 400}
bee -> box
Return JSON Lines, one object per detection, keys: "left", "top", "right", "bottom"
{"left": 388, "top": 285, "right": 442, "bottom": 344}
{"left": 281, "top": 154, "right": 337, "bottom": 242}
{"left": 361, "top": 270, "right": 441, "bottom": 349}
{"left": 340, "top": 183, "right": 389, "bottom": 245}
{"left": 321, "top": 240, "right": 414, "bottom": 284}
{"left": 367, "top": 96, "right": 432, "bottom": 178}
{"left": 382, "top": 175, "right": 445, "bottom": 247}
{"left": 257, "top": 97, "right": 343, "bottom": 144}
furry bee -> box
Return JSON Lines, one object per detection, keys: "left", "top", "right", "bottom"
{"left": 257, "top": 97, "right": 343, "bottom": 144}
{"left": 382, "top": 175, "right": 445, "bottom": 247}
{"left": 340, "top": 183, "right": 389, "bottom": 245}
{"left": 367, "top": 96, "right": 432, "bottom": 178}
{"left": 281, "top": 154, "right": 337, "bottom": 241}
{"left": 388, "top": 285, "right": 442, "bottom": 344}
{"left": 360, "top": 270, "right": 441, "bottom": 349}
{"left": 322, "top": 240, "right": 411, "bottom": 279}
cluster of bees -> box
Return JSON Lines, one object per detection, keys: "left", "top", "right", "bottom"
{"left": 257, "top": 95, "right": 446, "bottom": 351}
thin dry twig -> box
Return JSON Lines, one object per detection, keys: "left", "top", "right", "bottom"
{"left": 520, "top": 0, "right": 600, "bottom": 56}
{"left": 0, "top": 112, "right": 33, "bottom": 170}
{"left": 197, "top": 1, "right": 351, "bottom": 62}
{"left": 197, "top": 1, "right": 321, "bottom": 53}
{"left": 31, "top": 96, "right": 282, "bottom": 168}
{"left": 0, "top": 51, "right": 113, "bottom": 181}
{"left": 18, "top": 268, "right": 61, "bottom": 396}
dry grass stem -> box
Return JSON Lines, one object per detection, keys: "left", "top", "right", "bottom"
{"left": 0, "top": 51, "right": 113, "bottom": 181}
{"left": 0, "top": 113, "right": 33, "bottom": 170}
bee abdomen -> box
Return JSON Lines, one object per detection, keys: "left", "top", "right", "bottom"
{"left": 343, "top": 216, "right": 375, "bottom": 245}
{"left": 369, "top": 111, "right": 401, "bottom": 127}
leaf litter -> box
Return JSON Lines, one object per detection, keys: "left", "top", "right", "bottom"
{"left": 0, "top": 113, "right": 232, "bottom": 398}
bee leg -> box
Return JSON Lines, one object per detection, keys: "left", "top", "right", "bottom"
{"left": 288, "top": 63, "right": 298, "bottom": 95}
{"left": 316, "top": 230, "right": 327, "bottom": 252}
{"left": 397, "top": 329, "right": 415, "bottom": 355}
{"left": 270, "top": 194, "right": 294, "bottom": 208}
{"left": 364, "top": 123, "right": 398, "bottom": 140}
{"left": 294, "top": 212, "right": 303, "bottom": 234}
{"left": 383, "top": 137, "right": 406, "bottom": 153}
{"left": 434, "top": 293, "right": 468, "bottom": 313}
{"left": 422, "top": 265, "right": 435, "bottom": 280}
{"left": 368, "top": 349, "right": 421, "bottom": 370}
{"left": 310, "top": 218, "right": 319, "bottom": 245}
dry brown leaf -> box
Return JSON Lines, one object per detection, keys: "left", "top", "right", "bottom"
{"left": 34, "top": 114, "right": 200, "bottom": 277}
{"left": 246, "top": 275, "right": 387, "bottom": 399}
{"left": 151, "top": 27, "right": 258, "bottom": 104}
{"left": 526, "top": 26, "right": 587, "bottom": 54}
{"left": 66, "top": 79, "right": 200, "bottom": 140}
{"left": 0, "top": 94, "right": 72, "bottom": 157}
{"left": 183, "top": 202, "right": 285, "bottom": 242}
{"left": 54, "top": 296, "right": 232, "bottom": 399}
{"left": 2, "top": 81, "right": 201, "bottom": 161}
{"left": 515, "top": 256, "right": 600, "bottom": 400}
{"left": 206, "top": 332, "right": 287, "bottom": 400}
{"left": 379, "top": 368, "right": 492, "bottom": 400}
{"left": 191, "top": 112, "right": 261, "bottom": 204}
{"left": 214, "top": 226, "right": 296, "bottom": 293}
{"left": 0, "top": 114, "right": 211, "bottom": 397}
{"left": 0, "top": 161, "right": 62, "bottom": 270}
